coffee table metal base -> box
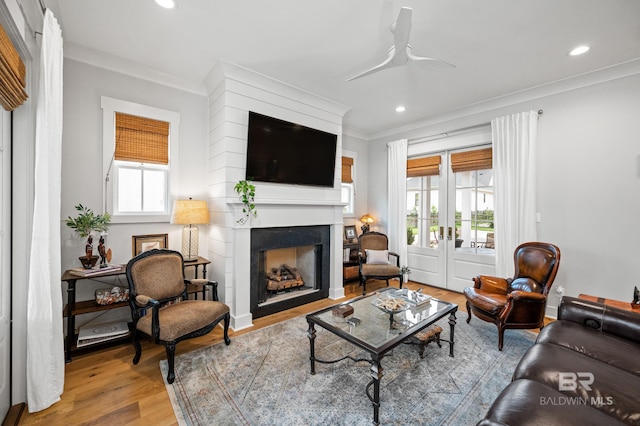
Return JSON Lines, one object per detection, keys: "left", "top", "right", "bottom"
{"left": 307, "top": 310, "right": 457, "bottom": 425}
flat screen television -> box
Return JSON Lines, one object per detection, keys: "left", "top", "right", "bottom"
{"left": 245, "top": 111, "right": 337, "bottom": 187}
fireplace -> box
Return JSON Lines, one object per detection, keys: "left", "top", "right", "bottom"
{"left": 250, "top": 225, "right": 330, "bottom": 318}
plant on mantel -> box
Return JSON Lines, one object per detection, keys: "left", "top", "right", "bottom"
{"left": 234, "top": 179, "right": 257, "bottom": 224}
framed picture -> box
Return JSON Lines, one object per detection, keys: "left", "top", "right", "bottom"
{"left": 132, "top": 234, "right": 168, "bottom": 257}
{"left": 344, "top": 225, "right": 357, "bottom": 241}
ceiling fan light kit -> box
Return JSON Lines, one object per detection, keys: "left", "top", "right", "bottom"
{"left": 347, "top": 7, "right": 455, "bottom": 82}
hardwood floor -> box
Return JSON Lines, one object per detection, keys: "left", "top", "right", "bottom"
{"left": 16, "top": 281, "right": 546, "bottom": 425}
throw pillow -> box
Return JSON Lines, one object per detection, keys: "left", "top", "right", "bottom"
{"left": 366, "top": 249, "right": 390, "bottom": 264}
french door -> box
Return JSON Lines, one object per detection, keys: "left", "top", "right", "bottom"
{"left": 407, "top": 146, "right": 496, "bottom": 292}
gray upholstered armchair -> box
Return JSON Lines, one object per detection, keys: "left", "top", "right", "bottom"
{"left": 126, "top": 249, "right": 230, "bottom": 383}
{"left": 358, "top": 231, "right": 404, "bottom": 295}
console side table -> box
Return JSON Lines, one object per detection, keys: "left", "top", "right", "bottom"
{"left": 62, "top": 256, "right": 211, "bottom": 362}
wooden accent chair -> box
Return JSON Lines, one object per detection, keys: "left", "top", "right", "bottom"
{"left": 358, "top": 231, "right": 404, "bottom": 295}
{"left": 464, "top": 242, "right": 560, "bottom": 350}
{"left": 126, "top": 249, "right": 230, "bottom": 383}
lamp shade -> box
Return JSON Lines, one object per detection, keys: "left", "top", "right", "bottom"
{"left": 359, "top": 214, "right": 375, "bottom": 224}
{"left": 170, "top": 199, "right": 209, "bottom": 225}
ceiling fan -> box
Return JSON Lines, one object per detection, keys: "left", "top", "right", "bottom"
{"left": 347, "top": 7, "right": 455, "bottom": 82}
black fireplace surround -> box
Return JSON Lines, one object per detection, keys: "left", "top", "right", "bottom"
{"left": 250, "top": 225, "right": 330, "bottom": 318}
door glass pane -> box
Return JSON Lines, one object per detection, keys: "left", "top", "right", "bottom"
{"left": 455, "top": 169, "right": 494, "bottom": 252}
{"left": 407, "top": 176, "right": 439, "bottom": 248}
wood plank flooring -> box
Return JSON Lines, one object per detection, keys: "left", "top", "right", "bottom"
{"left": 16, "top": 280, "right": 546, "bottom": 425}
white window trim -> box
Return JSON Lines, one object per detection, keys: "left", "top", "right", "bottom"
{"left": 101, "top": 96, "right": 180, "bottom": 223}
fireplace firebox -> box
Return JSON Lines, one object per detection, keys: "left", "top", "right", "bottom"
{"left": 250, "top": 225, "right": 330, "bottom": 318}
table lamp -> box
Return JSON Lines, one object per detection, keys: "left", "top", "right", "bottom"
{"left": 170, "top": 198, "right": 210, "bottom": 262}
{"left": 359, "top": 213, "right": 375, "bottom": 233}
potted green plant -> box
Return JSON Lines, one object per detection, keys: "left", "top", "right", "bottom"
{"left": 234, "top": 179, "right": 257, "bottom": 224}
{"left": 66, "top": 204, "right": 111, "bottom": 268}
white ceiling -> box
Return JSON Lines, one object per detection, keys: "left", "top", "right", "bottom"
{"left": 47, "top": 0, "right": 640, "bottom": 136}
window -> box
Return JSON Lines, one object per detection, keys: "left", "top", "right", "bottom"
{"left": 341, "top": 154, "right": 355, "bottom": 216}
{"left": 102, "top": 97, "right": 180, "bottom": 223}
{"left": 341, "top": 183, "right": 354, "bottom": 215}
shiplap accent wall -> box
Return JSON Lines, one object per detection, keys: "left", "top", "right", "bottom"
{"left": 204, "top": 61, "right": 350, "bottom": 330}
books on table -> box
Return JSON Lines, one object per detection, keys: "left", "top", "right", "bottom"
{"left": 77, "top": 321, "right": 130, "bottom": 348}
{"left": 68, "top": 264, "right": 123, "bottom": 277}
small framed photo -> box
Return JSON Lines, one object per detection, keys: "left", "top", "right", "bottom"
{"left": 132, "top": 234, "right": 168, "bottom": 257}
{"left": 344, "top": 225, "right": 357, "bottom": 241}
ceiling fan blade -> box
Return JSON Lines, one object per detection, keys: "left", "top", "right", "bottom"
{"left": 407, "top": 50, "right": 456, "bottom": 71}
{"left": 346, "top": 51, "right": 396, "bottom": 82}
{"left": 392, "top": 7, "right": 412, "bottom": 51}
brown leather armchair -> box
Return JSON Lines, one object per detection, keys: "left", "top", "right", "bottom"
{"left": 464, "top": 242, "right": 560, "bottom": 350}
{"left": 358, "top": 231, "right": 404, "bottom": 295}
{"left": 126, "top": 249, "right": 231, "bottom": 383}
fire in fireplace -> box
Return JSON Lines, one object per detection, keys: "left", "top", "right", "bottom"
{"left": 250, "top": 225, "right": 330, "bottom": 318}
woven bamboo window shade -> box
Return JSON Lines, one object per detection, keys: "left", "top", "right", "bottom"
{"left": 407, "top": 155, "right": 441, "bottom": 177}
{"left": 342, "top": 156, "right": 354, "bottom": 183}
{"left": 450, "top": 147, "right": 492, "bottom": 173}
{"left": 115, "top": 112, "right": 169, "bottom": 165}
{"left": 0, "top": 22, "right": 27, "bottom": 111}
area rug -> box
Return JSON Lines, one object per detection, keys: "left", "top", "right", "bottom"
{"left": 161, "top": 313, "right": 536, "bottom": 426}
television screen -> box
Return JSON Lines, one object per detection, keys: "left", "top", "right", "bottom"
{"left": 246, "top": 111, "right": 337, "bottom": 187}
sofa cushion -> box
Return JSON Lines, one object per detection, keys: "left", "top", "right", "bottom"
{"left": 513, "top": 343, "right": 640, "bottom": 424}
{"left": 558, "top": 297, "right": 640, "bottom": 344}
{"left": 537, "top": 320, "right": 640, "bottom": 376}
{"left": 478, "top": 379, "right": 626, "bottom": 426}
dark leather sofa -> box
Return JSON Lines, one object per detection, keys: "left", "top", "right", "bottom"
{"left": 478, "top": 296, "right": 640, "bottom": 426}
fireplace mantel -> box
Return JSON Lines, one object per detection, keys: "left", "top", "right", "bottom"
{"left": 226, "top": 199, "right": 347, "bottom": 207}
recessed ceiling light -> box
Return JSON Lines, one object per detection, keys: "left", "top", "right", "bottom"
{"left": 155, "top": 0, "right": 176, "bottom": 9}
{"left": 395, "top": 105, "right": 406, "bottom": 113}
{"left": 569, "top": 45, "right": 590, "bottom": 56}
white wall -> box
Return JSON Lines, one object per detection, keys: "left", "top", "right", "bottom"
{"left": 366, "top": 70, "right": 640, "bottom": 314}
{"left": 61, "top": 59, "right": 209, "bottom": 324}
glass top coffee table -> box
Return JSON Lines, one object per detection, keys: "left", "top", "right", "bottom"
{"left": 306, "top": 288, "right": 457, "bottom": 425}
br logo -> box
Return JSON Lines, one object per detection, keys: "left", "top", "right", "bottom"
{"left": 558, "top": 372, "right": 594, "bottom": 391}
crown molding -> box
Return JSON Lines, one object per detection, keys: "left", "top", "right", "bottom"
{"left": 342, "top": 126, "right": 368, "bottom": 141}
{"left": 64, "top": 42, "right": 208, "bottom": 96}
{"left": 368, "top": 58, "right": 640, "bottom": 141}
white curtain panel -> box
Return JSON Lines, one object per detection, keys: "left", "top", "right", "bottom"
{"left": 387, "top": 139, "right": 408, "bottom": 269}
{"left": 491, "top": 111, "right": 538, "bottom": 278}
{"left": 26, "top": 9, "right": 64, "bottom": 412}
